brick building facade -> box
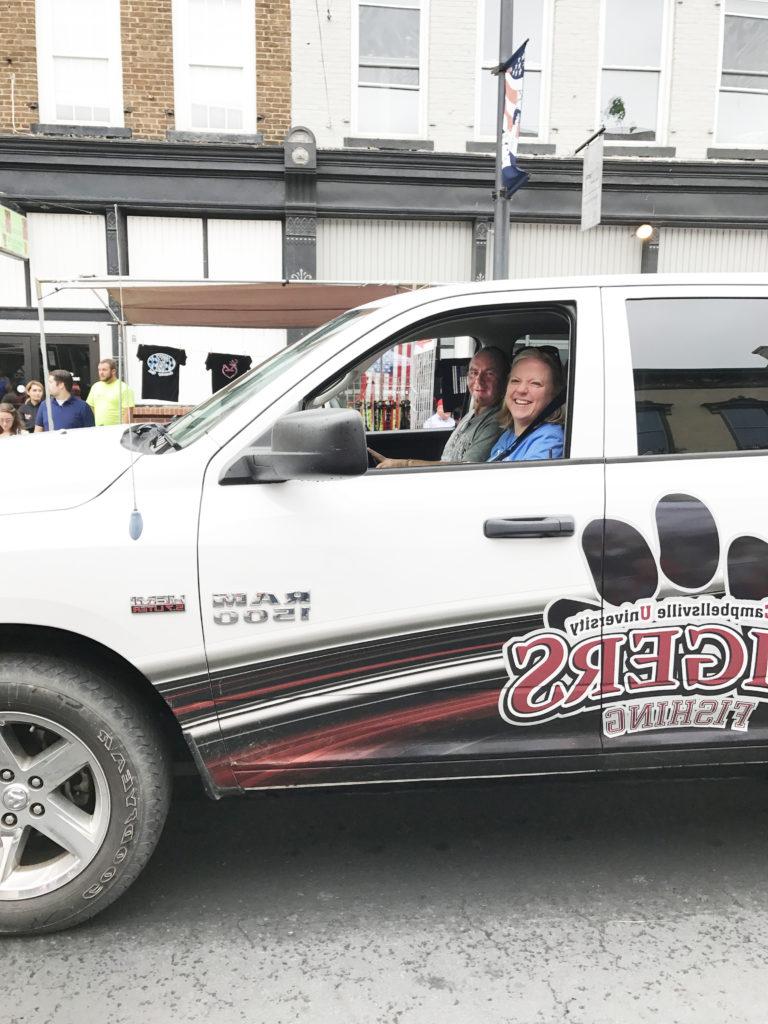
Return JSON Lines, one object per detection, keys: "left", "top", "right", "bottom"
{"left": 0, "top": 0, "right": 291, "bottom": 143}
{"left": 0, "top": 0, "right": 38, "bottom": 133}
{"left": 121, "top": 0, "right": 175, "bottom": 140}
{"left": 255, "top": 0, "right": 291, "bottom": 144}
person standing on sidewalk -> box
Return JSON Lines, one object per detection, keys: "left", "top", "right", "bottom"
{"left": 18, "top": 380, "right": 45, "bottom": 432}
{"left": 86, "top": 358, "right": 135, "bottom": 426}
{"left": 35, "top": 370, "right": 95, "bottom": 431}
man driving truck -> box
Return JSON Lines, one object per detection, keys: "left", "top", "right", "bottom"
{"left": 369, "top": 347, "right": 509, "bottom": 469}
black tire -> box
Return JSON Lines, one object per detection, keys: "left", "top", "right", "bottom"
{"left": 0, "top": 653, "right": 172, "bottom": 936}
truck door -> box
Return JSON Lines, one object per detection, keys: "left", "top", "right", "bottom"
{"left": 195, "top": 287, "right": 607, "bottom": 788}
{"left": 601, "top": 284, "right": 768, "bottom": 761}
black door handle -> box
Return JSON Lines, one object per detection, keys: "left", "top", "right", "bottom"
{"left": 484, "top": 516, "right": 575, "bottom": 539}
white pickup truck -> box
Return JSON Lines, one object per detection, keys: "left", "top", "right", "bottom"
{"left": 2, "top": 273, "right": 768, "bottom": 935}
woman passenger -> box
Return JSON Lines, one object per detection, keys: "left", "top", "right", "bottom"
{"left": 0, "top": 403, "right": 23, "bottom": 438}
{"left": 488, "top": 348, "right": 564, "bottom": 462}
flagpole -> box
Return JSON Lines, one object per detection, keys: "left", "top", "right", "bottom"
{"left": 492, "top": 0, "right": 514, "bottom": 280}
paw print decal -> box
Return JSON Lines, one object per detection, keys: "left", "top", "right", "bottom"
{"left": 499, "top": 494, "right": 768, "bottom": 738}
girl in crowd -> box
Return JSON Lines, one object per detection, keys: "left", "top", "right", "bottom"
{"left": 0, "top": 403, "right": 23, "bottom": 438}
{"left": 488, "top": 347, "right": 565, "bottom": 462}
{"left": 18, "top": 380, "right": 45, "bottom": 433}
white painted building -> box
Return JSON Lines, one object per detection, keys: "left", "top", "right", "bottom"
{"left": 292, "top": 0, "right": 767, "bottom": 158}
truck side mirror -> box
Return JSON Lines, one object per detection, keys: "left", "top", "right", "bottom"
{"left": 220, "top": 408, "right": 368, "bottom": 484}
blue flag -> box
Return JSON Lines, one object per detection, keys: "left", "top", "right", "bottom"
{"left": 500, "top": 39, "right": 529, "bottom": 196}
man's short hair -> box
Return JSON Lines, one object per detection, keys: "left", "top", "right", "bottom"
{"left": 50, "top": 369, "right": 74, "bottom": 392}
{"left": 99, "top": 358, "right": 117, "bottom": 373}
{"left": 476, "top": 346, "right": 511, "bottom": 380}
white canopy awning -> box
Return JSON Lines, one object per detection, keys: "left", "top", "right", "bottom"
{"left": 36, "top": 277, "right": 423, "bottom": 329}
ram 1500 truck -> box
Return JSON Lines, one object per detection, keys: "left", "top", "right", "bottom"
{"left": 2, "top": 274, "right": 768, "bottom": 934}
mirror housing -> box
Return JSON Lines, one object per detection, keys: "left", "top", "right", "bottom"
{"left": 220, "top": 408, "right": 368, "bottom": 484}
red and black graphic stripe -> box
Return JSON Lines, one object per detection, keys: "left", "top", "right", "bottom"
{"left": 155, "top": 672, "right": 217, "bottom": 723}
{"left": 185, "top": 612, "right": 603, "bottom": 787}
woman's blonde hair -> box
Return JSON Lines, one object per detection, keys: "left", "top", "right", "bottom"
{"left": 499, "top": 347, "right": 565, "bottom": 431}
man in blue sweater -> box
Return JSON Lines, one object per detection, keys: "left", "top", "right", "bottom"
{"left": 35, "top": 370, "right": 95, "bottom": 432}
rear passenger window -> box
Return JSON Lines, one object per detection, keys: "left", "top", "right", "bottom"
{"left": 627, "top": 298, "right": 768, "bottom": 455}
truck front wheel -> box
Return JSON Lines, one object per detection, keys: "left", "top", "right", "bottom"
{"left": 0, "top": 654, "right": 172, "bottom": 936}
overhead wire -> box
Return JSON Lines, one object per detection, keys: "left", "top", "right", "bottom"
{"left": 313, "top": 0, "right": 333, "bottom": 130}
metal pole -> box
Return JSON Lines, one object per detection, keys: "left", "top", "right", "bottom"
{"left": 640, "top": 232, "right": 660, "bottom": 274}
{"left": 574, "top": 124, "right": 606, "bottom": 155}
{"left": 492, "top": 0, "right": 514, "bottom": 280}
{"left": 35, "top": 279, "right": 55, "bottom": 432}
{"left": 114, "top": 204, "right": 124, "bottom": 425}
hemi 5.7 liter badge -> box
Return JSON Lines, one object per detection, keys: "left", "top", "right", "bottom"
{"left": 131, "top": 595, "right": 186, "bottom": 614}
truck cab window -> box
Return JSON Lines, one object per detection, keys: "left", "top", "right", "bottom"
{"left": 305, "top": 303, "right": 574, "bottom": 468}
{"left": 627, "top": 298, "right": 768, "bottom": 456}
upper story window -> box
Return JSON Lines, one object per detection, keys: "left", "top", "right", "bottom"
{"left": 635, "top": 401, "right": 673, "bottom": 455}
{"left": 600, "top": 0, "right": 668, "bottom": 142}
{"left": 714, "top": 400, "right": 768, "bottom": 448}
{"left": 35, "top": 0, "right": 124, "bottom": 126}
{"left": 172, "top": 0, "right": 257, "bottom": 133}
{"left": 717, "top": 0, "right": 768, "bottom": 146}
{"left": 353, "top": 0, "right": 426, "bottom": 136}
{"left": 477, "top": 0, "right": 546, "bottom": 140}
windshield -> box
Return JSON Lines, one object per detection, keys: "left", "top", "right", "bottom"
{"left": 164, "top": 308, "right": 374, "bottom": 448}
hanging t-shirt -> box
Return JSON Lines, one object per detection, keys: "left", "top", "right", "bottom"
{"left": 205, "top": 352, "right": 253, "bottom": 394}
{"left": 136, "top": 345, "right": 187, "bottom": 402}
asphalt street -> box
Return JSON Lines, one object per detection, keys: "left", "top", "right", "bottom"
{"left": 6, "top": 769, "right": 768, "bottom": 1024}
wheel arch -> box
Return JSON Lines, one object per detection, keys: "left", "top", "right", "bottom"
{"left": 0, "top": 624, "right": 196, "bottom": 777}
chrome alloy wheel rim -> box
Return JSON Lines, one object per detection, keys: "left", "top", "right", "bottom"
{"left": 0, "top": 713, "right": 111, "bottom": 900}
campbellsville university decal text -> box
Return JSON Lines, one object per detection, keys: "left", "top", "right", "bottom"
{"left": 499, "top": 596, "right": 768, "bottom": 736}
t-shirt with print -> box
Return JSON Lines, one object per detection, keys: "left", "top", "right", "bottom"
{"left": 18, "top": 401, "right": 41, "bottom": 432}
{"left": 136, "top": 346, "right": 187, "bottom": 402}
{"left": 205, "top": 352, "right": 253, "bottom": 393}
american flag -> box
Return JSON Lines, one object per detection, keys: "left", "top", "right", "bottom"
{"left": 500, "top": 39, "right": 529, "bottom": 196}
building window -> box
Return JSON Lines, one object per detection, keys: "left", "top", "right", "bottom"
{"left": 705, "top": 399, "right": 768, "bottom": 450}
{"left": 600, "top": 0, "right": 667, "bottom": 142}
{"left": 190, "top": 66, "right": 244, "bottom": 130}
{"left": 636, "top": 401, "right": 673, "bottom": 455}
{"left": 477, "top": 0, "right": 546, "bottom": 140}
{"left": 172, "top": 0, "right": 256, "bottom": 133}
{"left": 717, "top": 0, "right": 768, "bottom": 146}
{"left": 354, "top": 0, "right": 426, "bottom": 136}
{"left": 35, "top": 0, "right": 123, "bottom": 126}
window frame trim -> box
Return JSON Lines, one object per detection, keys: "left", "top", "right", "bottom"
{"left": 595, "top": 0, "right": 674, "bottom": 147}
{"left": 171, "top": 0, "right": 257, "bottom": 135}
{"left": 35, "top": 0, "right": 125, "bottom": 127}
{"left": 351, "top": 0, "right": 430, "bottom": 139}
